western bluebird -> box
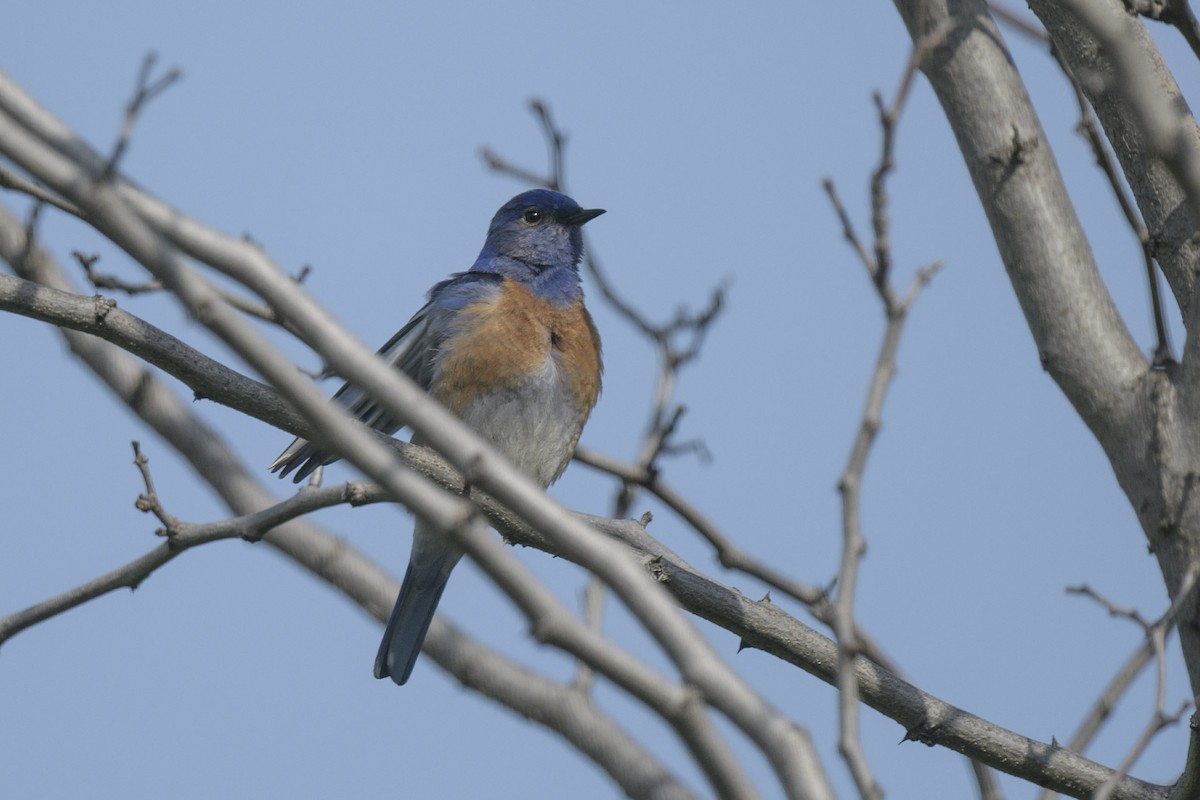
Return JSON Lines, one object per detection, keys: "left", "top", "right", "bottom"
{"left": 270, "top": 189, "right": 604, "bottom": 685}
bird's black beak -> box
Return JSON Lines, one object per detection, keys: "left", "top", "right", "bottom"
{"left": 564, "top": 207, "right": 606, "bottom": 226}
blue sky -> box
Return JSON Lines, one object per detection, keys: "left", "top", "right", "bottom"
{"left": 3, "top": 2, "right": 1198, "bottom": 798}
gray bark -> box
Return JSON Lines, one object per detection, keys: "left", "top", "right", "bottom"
{"left": 890, "top": 0, "right": 1200, "bottom": 716}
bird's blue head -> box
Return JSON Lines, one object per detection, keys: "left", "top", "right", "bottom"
{"left": 476, "top": 190, "right": 605, "bottom": 277}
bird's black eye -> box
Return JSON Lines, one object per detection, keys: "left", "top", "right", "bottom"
{"left": 522, "top": 209, "right": 542, "bottom": 224}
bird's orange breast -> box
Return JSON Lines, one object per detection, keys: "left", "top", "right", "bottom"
{"left": 433, "top": 278, "right": 602, "bottom": 417}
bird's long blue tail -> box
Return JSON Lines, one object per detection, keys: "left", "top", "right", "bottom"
{"left": 373, "top": 522, "right": 461, "bottom": 685}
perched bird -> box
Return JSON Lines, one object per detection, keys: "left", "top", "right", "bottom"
{"left": 270, "top": 189, "right": 604, "bottom": 685}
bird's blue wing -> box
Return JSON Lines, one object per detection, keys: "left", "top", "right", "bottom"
{"left": 269, "top": 271, "right": 504, "bottom": 481}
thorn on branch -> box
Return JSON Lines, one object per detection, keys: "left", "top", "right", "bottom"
{"left": 900, "top": 720, "right": 938, "bottom": 747}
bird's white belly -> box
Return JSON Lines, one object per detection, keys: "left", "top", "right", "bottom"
{"left": 458, "top": 358, "right": 582, "bottom": 487}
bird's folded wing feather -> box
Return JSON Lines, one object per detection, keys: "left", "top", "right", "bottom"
{"left": 269, "top": 271, "right": 503, "bottom": 480}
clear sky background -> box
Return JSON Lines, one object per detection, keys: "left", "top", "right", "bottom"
{"left": 3, "top": 3, "right": 1199, "bottom": 798}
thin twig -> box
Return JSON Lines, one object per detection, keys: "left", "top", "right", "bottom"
{"left": 71, "top": 250, "right": 309, "bottom": 331}
{"left": 0, "top": 164, "right": 82, "bottom": 216}
{"left": 75, "top": 251, "right": 163, "bottom": 294}
{"left": 1070, "top": 565, "right": 1200, "bottom": 800}
{"left": 130, "top": 442, "right": 184, "bottom": 536}
{"left": 104, "top": 53, "right": 182, "bottom": 179}
{"left": 1035, "top": 631, "right": 1163, "bottom": 800}
{"left": 0, "top": 465, "right": 369, "bottom": 645}
{"left": 574, "top": 445, "right": 907, "bottom": 673}
{"left": 825, "top": 21, "right": 954, "bottom": 800}
{"left": 530, "top": 99, "right": 565, "bottom": 191}
{"left": 822, "top": 179, "right": 876, "bottom": 273}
